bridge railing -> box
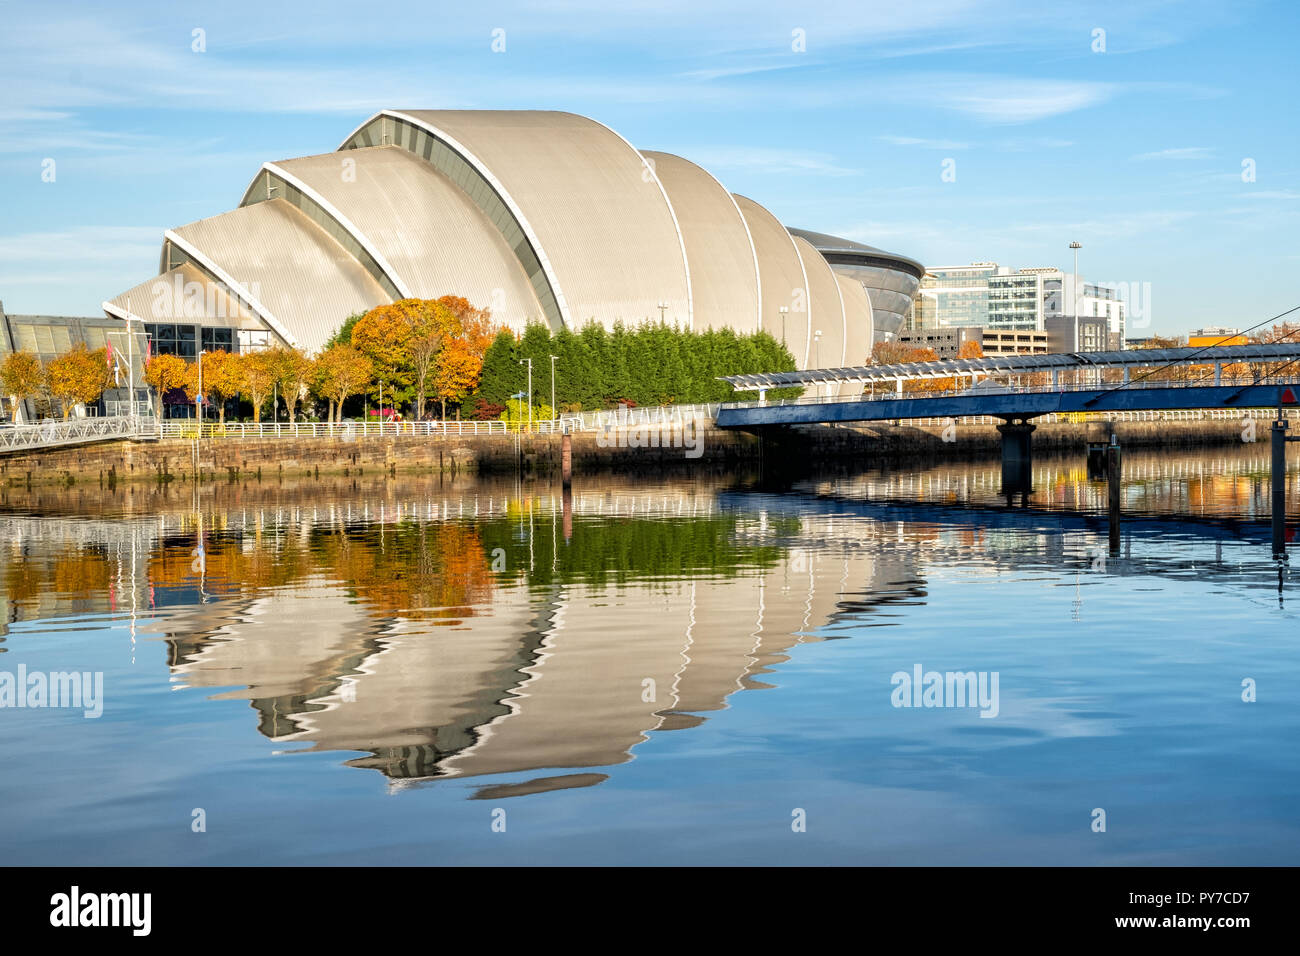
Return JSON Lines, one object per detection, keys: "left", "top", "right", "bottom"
{"left": 0, "top": 415, "right": 158, "bottom": 452}
{"left": 723, "top": 374, "right": 1300, "bottom": 410}
{"left": 898, "top": 408, "right": 1300, "bottom": 427}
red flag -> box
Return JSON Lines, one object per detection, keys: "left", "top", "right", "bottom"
{"left": 1282, "top": 387, "right": 1297, "bottom": 405}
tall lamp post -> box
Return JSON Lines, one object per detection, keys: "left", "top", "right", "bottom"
{"left": 195, "top": 349, "right": 206, "bottom": 426}
{"left": 519, "top": 358, "right": 533, "bottom": 432}
{"left": 549, "top": 354, "right": 558, "bottom": 422}
{"left": 778, "top": 305, "right": 790, "bottom": 345}
{"left": 125, "top": 295, "right": 136, "bottom": 420}
{"left": 657, "top": 301, "right": 668, "bottom": 323}
{"left": 1069, "top": 241, "right": 1082, "bottom": 318}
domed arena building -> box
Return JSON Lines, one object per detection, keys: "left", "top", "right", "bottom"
{"left": 104, "top": 110, "right": 922, "bottom": 370}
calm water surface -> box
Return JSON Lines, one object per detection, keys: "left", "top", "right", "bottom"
{"left": 1, "top": 445, "right": 1297, "bottom": 865}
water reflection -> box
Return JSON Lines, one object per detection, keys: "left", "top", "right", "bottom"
{"left": 0, "top": 444, "right": 1295, "bottom": 803}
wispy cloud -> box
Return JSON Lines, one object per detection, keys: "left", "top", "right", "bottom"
{"left": 879, "top": 135, "right": 970, "bottom": 150}
{"left": 1131, "top": 146, "right": 1213, "bottom": 161}
{"left": 879, "top": 74, "right": 1119, "bottom": 124}
{"left": 680, "top": 146, "right": 858, "bottom": 176}
{"left": 1238, "top": 190, "right": 1300, "bottom": 200}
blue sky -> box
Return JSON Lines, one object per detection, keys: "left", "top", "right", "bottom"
{"left": 0, "top": 0, "right": 1295, "bottom": 335}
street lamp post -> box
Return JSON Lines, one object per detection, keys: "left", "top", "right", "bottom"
{"left": 519, "top": 358, "right": 533, "bottom": 432}
{"left": 195, "top": 349, "right": 206, "bottom": 426}
{"left": 549, "top": 354, "right": 558, "bottom": 423}
{"left": 778, "top": 305, "right": 790, "bottom": 345}
{"left": 657, "top": 301, "right": 668, "bottom": 323}
{"left": 1069, "top": 241, "right": 1082, "bottom": 318}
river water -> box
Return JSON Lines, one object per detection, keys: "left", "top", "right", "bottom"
{"left": 1, "top": 445, "right": 1297, "bottom": 865}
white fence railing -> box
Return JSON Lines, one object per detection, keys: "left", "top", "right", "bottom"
{"left": 10, "top": 403, "right": 1291, "bottom": 451}
{"left": 723, "top": 375, "right": 1300, "bottom": 411}
{"left": 152, "top": 405, "right": 722, "bottom": 439}
{"left": 884, "top": 408, "right": 1300, "bottom": 428}
{"left": 0, "top": 415, "right": 158, "bottom": 452}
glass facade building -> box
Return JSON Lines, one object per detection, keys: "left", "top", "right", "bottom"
{"left": 911, "top": 263, "right": 998, "bottom": 330}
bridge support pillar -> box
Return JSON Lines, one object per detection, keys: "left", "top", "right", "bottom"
{"left": 997, "top": 420, "right": 1036, "bottom": 494}
{"left": 1273, "top": 415, "right": 1288, "bottom": 556}
{"left": 1107, "top": 437, "right": 1123, "bottom": 554}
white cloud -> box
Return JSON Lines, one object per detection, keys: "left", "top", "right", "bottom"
{"left": 879, "top": 135, "right": 970, "bottom": 150}
{"left": 1130, "top": 147, "right": 1212, "bottom": 161}
{"left": 679, "top": 146, "right": 858, "bottom": 176}
{"left": 905, "top": 75, "right": 1118, "bottom": 123}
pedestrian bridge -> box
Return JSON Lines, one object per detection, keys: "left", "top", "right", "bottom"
{"left": 717, "top": 342, "right": 1300, "bottom": 428}
{"left": 0, "top": 415, "right": 159, "bottom": 455}
{"left": 717, "top": 341, "right": 1300, "bottom": 552}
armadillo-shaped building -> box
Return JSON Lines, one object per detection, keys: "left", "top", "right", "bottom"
{"left": 105, "top": 111, "right": 923, "bottom": 369}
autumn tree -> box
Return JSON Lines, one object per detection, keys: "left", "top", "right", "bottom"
{"left": 432, "top": 300, "right": 495, "bottom": 418}
{"left": 143, "top": 353, "right": 188, "bottom": 419}
{"left": 241, "top": 349, "right": 279, "bottom": 423}
{"left": 186, "top": 349, "right": 242, "bottom": 424}
{"left": 271, "top": 347, "right": 313, "bottom": 423}
{"left": 1, "top": 351, "right": 44, "bottom": 423}
{"left": 314, "top": 344, "right": 373, "bottom": 423}
{"left": 45, "top": 345, "right": 111, "bottom": 418}
{"left": 407, "top": 301, "right": 452, "bottom": 419}
{"left": 351, "top": 305, "right": 414, "bottom": 407}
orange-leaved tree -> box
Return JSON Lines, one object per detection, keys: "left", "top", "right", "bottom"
{"left": 314, "top": 344, "right": 373, "bottom": 423}
{"left": 143, "top": 353, "right": 188, "bottom": 419}
{"left": 431, "top": 295, "right": 496, "bottom": 418}
{"left": 351, "top": 304, "right": 414, "bottom": 409}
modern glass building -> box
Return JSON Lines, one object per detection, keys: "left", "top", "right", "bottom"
{"left": 911, "top": 263, "right": 1000, "bottom": 330}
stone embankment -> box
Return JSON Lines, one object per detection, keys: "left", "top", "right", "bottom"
{"left": 0, "top": 417, "right": 1262, "bottom": 486}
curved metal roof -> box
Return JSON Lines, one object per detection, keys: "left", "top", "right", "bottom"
{"left": 792, "top": 235, "right": 845, "bottom": 369}
{"left": 104, "top": 263, "right": 260, "bottom": 328}
{"left": 787, "top": 227, "right": 925, "bottom": 280}
{"left": 733, "top": 194, "right": 811, "bottom": 364}
{"left": 641, "top": 150, "right": 761, "bottom": 333}
{"left": 168, "top": 199, "right": 389, "bottom": 351}
{"left": 835, "top": 273, "right": 874, "bottom": 368}
{"left": 367, "top": 110, "right": 692, "bottom": 329}
{"left": 253, "top": 147, "right": 545, "bottom": 332}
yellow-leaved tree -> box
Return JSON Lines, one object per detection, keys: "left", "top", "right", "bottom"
{"left": 241, "top": 349, "right": 279, "bottom": 423}
{"left": 313, "top": 344, "right": 373, "bottom": 423}
{"left": 271, "top": 346, "right": 313, "bottom": 423}
{"left": 143, "top": 353, "right": 188, "bottom": 419}
{"left": 45, "top": 345, "right": 111, "bottom": 418}
{"left": 185, "top": 350, "right": 243, "bottom": 424}
{"left": 1, "top": 351, "right": 44, "bottom": 423}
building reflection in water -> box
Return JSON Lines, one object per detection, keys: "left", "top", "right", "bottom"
{"left": 0, "top": 443, "right": 1291, "bottom": 796}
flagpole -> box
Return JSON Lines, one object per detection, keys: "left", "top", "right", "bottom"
{"left": 126, "top": 295, "right": 135, "bottom": 421}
